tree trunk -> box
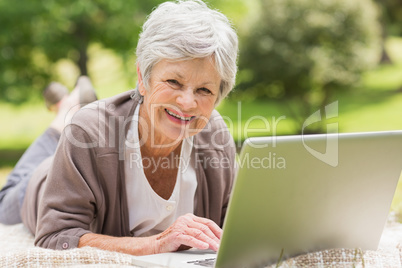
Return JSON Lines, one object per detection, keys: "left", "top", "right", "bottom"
{"left": 379, "top": 37, "right": 392, "bottom": 64}
{"left": 378, "top": 8, "right": 392, "bottom": 64}
{"left": 380, "top": 44, "right": 392, "bottom": 64}
{"left": 74, "top": 23, "right": 88, "bottom": 76}
{"left": 78, "top": 45, "right": 88, "bottom": 76}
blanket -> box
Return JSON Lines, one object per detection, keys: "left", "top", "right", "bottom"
{"left": 0, "top": 216, "right": 401, "bottom": 267}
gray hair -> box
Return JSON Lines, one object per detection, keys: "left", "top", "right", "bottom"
{"left": 136, "top": 0, "right": 238, "bottom": 105}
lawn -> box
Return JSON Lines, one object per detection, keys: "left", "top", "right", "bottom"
{"left": 1, "top": 37, "right": 402, "bottom": 218}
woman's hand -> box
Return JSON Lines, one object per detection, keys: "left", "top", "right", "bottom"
{"left": 152, "top": 213, "right": 222, "bottom": 254}
{"left": 78, "top": 214, "right": 222, "bottom": 256}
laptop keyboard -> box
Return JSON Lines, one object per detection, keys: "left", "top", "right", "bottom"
{"left": 187, "top": 258, "right": 216, "bottom": 267}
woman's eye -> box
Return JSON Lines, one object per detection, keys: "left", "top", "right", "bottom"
{"left": 198, "top": 87, "right": 212, "bottom": 95}
{"left": 167, "top": 79, "right": 180, "bottom": 86}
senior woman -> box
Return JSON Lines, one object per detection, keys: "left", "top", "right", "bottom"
{"left": 0, "top": 0, "right": 238, "bottom": 255}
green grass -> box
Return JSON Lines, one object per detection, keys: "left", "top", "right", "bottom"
{"left": 216, "top": 100, "right": 296, "bottom": 143}
{"left": 0, "top": 102, "right": 54, "bottom": 150}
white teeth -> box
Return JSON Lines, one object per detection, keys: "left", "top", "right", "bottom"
{"left": 165, "top": 109, "right": 193, "bottom": 121}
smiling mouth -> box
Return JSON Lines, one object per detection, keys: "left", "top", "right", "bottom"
{"left": 165, "top": 109, "right": 195, "bottom": 122}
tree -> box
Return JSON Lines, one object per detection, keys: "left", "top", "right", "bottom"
{"left": 236, "top": 0, "right": 381, "bottom": 133}
{"left": 377, "top": 0, "right": 402, "bottom": 91}
{"left": 0, "top": 0, "right": 167, "bottom": 103}
{"left": 0, "top": 1, "right": 49, "bottom": 103}
{"left": 0, "top": 0, "right": 248, "bottom": 103}
{"left": 375, "top": 0, "right": 402, "bottom": 37}
{"left": 373, "top": 0, "right": 402, "bottom": 64}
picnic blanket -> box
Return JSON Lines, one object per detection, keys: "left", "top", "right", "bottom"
{"left": 0, "top": 215, "right": 401, "bottom": 267}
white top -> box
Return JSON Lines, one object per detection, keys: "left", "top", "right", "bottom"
{"left": 124, "top": 104, "right": 197, "bottom": 237}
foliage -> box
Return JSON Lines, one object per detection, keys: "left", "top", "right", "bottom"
{"left": 0, "top": 0, "right": 166, "bottom": 103}
{"left": 235, "top": 0, "right": 381, "bottom": 132}
{"left": 0, "top": 0, "right": 248, "bottom": 104}
{"left": 374, "top": 0, "right": 402, "bottom": 37}
{"left": 0, "top": 1, "right": 48, "bottom": 103}
{"left": 372, "top": 0, "right": 402, "bottom": 64}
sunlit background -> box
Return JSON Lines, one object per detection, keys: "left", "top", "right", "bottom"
{"left": 1, "top": 0, "right": 402, "bottom": 218}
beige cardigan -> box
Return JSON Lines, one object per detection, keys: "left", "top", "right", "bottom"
{"left": 21, "top": 90, "right": 236, "bottom": 251}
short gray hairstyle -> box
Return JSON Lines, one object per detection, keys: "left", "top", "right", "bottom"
{"left": 136, "top": 0, "right": 238, "bottom": 105}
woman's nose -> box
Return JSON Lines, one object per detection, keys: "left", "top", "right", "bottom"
{"left": 176, "top": 88, "right": 196, "bottom": 110}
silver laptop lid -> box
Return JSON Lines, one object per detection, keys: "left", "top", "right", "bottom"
{"left": 216, "top": 131, "right": 402, "bottom": 268}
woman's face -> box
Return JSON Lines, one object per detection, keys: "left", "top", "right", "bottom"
{"left": 138, "top": 57, "right": 221, "bottom": 146}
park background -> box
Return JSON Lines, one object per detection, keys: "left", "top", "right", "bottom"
{"left": 1, "top": 0, "right": 402, "bottom": 219}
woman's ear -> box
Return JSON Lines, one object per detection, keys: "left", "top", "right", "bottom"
{"left": 137, "top": 63, "right": 146, "bottom": 95}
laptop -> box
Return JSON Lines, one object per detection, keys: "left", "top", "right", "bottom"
{"left": 131, "top": 131, "right": 402, "bottom": 268}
